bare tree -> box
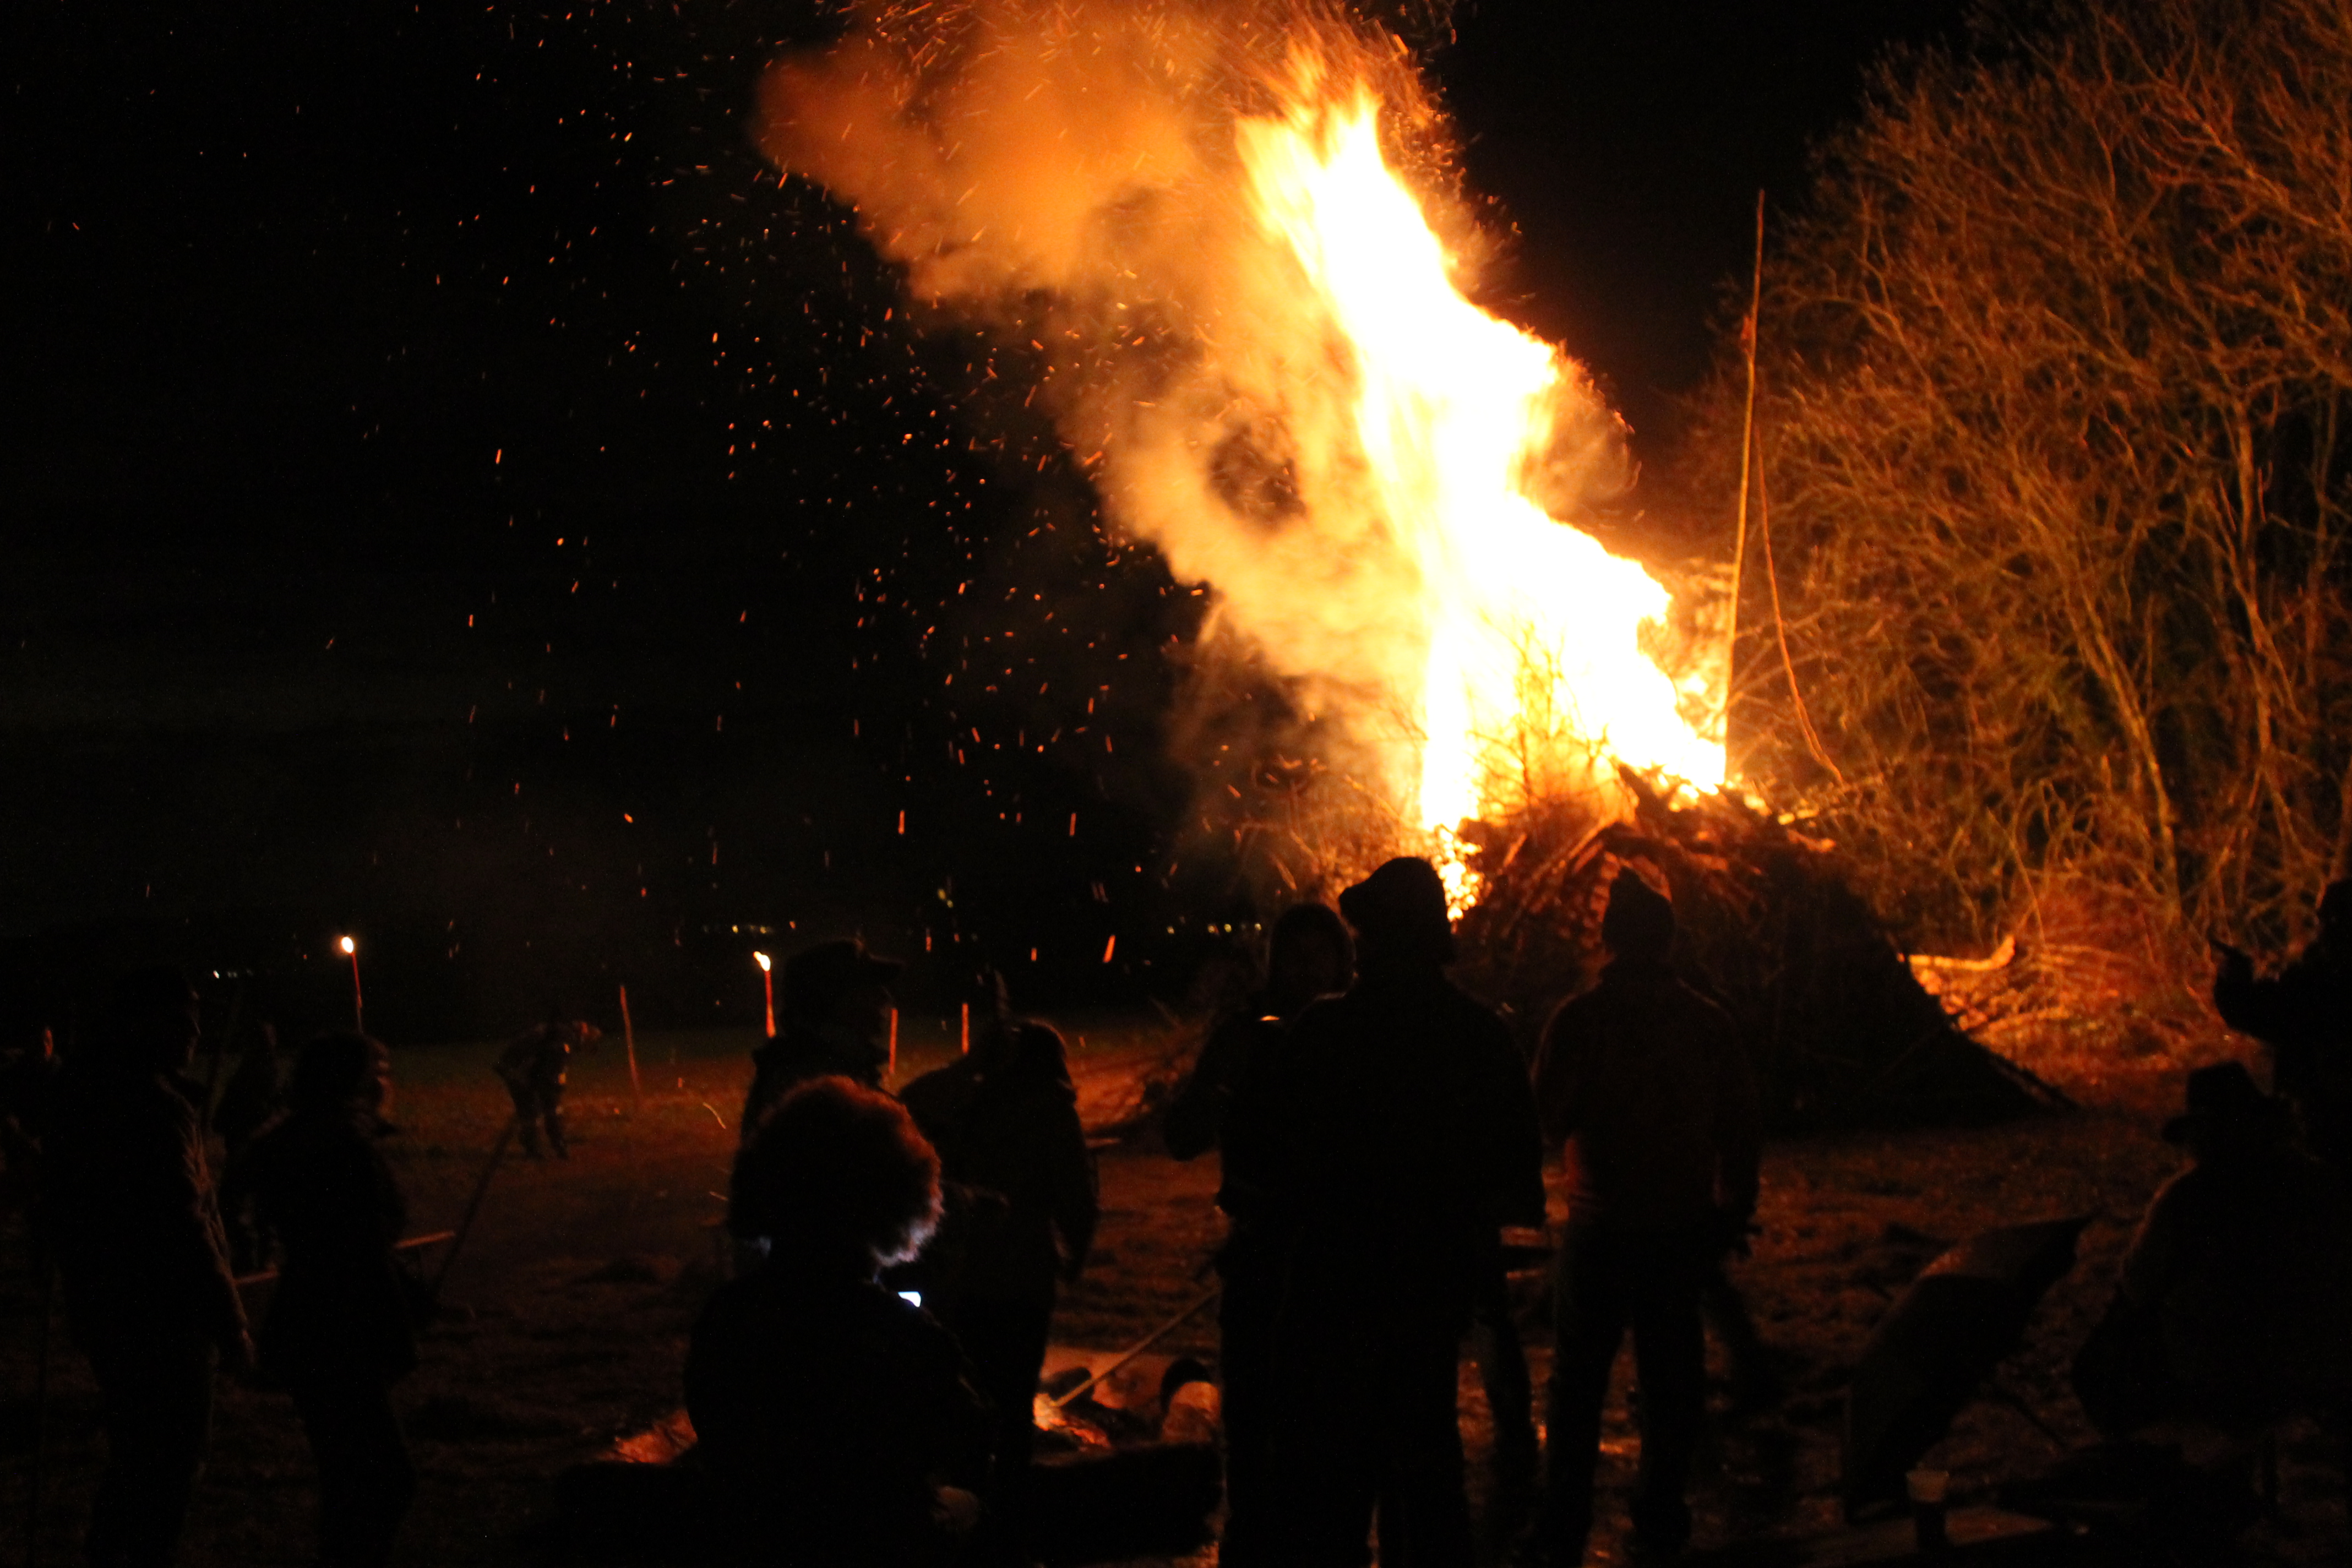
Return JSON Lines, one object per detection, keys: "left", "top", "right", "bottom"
{"left": 1693, "top": 0, "right": 2352, "bottom": 950}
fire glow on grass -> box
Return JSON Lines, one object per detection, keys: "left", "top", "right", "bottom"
{"left": 1238, "top": 83, "right": 1724, "bottom": 881}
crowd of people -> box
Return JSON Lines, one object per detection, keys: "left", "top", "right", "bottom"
{"left": 10, "top": 971, "right": 420, "bottom": 1568}
{"left": 1, "top": 861, "right": 2347, "bottom": 1567}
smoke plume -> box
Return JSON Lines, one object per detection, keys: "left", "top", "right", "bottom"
{"left": 755, "top": 0, "right": 1633, "bottom": 820}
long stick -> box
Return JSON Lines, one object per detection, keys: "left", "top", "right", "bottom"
{"left": 618, "top": 984, "right": 642, "bottom": 1106}
{"left": 233, "top": 1231, "right": 458, "bottom": 1289}
{"left": 26, "top": 1261, "right": 52, "bottom": 1568}
{"left": 1049, "top": 1286, "right": 1221, "bottom": 1410}
{"left": 432, "top": 1115, "right": 518, "bottom": 1297}
{"left": 1724, "top": 188, "right": 1767, "bottom": 733}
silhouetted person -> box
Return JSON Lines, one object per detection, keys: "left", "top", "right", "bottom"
{"left": 495, "top": 1013, "right": 598, "bottom": 1158}
{"left": 36, "top": 966, "right": 248, "bottom": 1568}
{"left": 1166, "top": 902, "right": 1352, "bottom": 1568}
{"left": 237, "top": 1033, "right": 420, "bottom": 1568}
{"left": 693, "top": 1077, "right": 992, "bottom": 1566}
{"left": 899, "top": 966, "right": 1015, "bottom": 1152}
{"left": 2073, "top": 1062, "right": 2352, "bottom": 1442}
{"left": 2213, "top": 879, "right": 2352, "bottom": 1178}
{"left": 1164, "top": 903, "right": 1353, "bottom": 1160}
{"left": 1227, "top": 857, "right": 1545, "bottom": 1568}
{"left": 924, "top": 1020, "right": 1098, "bottom": 1566}
{"left": 212, "top": 1021, "right": 283, "bottom": 1272}
{"left": 1527, "top": 868, "right": 1761, "bottom": 1566}
{"left": 739, "top": 940, "right": 900, "bottom": 1142}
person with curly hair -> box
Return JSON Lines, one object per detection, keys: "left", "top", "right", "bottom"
{"left": 694, "top": 1076, "right": 992, "bottom": 1566}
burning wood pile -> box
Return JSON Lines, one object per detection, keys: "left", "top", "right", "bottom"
{"left": 1453, "top": 767, "right": 2067, "bottom": 1130}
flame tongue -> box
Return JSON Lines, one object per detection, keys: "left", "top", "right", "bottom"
{"left": 1239, "top": 90, "right": 1724, "bottom": 850}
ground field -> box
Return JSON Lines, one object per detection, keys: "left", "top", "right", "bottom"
{"left": 1, "top": 1016, "right": 2343, "bottom": 1565}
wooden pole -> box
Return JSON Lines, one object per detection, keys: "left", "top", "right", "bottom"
{"left": 1049, "top": 1286, "right": 1222, "bottom": 1410}
{"left": 235, "top": 1231, "right": 456, "bottom": 1289}
{"left": 618, "top": 983, "right": 642, "bottom": 1106}
{"left": 1725, "top": 189, "right": 1767, "bottom": 734}
{"left": 26, "top": 1262, "right": 53, "bottom": 1568}
{"left": 432, "top": 1115, "right": 518, "bottom": 1298}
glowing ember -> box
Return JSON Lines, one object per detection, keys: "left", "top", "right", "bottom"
{"left": 1238, "top": 86, "right": 1725, "bottom": 858}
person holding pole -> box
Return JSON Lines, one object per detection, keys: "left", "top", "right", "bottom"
{"left": 236, "top": 1032, "right": 421, "bottom": 1568}
{"left": 494, "top": 1011, "right": 600, "bottom": 1159}
{"left": 37, "top": 966, "right": 249, "bottom": 1568}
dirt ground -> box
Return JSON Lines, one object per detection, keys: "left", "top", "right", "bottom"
{"left": 2, "top": 1015, "right": 2345, "bottom": 1566}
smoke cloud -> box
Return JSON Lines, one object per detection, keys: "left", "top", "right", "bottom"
{"left": 755, "top": 0, "right": 1632, "bottom": 817}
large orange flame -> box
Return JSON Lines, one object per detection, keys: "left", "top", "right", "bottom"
{"left": 1238, "top": 86, "right": 1723, "bottom": 898}
{"left": 753, "top": 3, "right": 1725, "bottom": 912}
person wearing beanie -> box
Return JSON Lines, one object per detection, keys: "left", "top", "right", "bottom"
{"left": 237, "top": 1032, "right": 419, "bottom": 1567}
{"left": 1527, "top": 867, "right": 1761, "bottom": 1566}
{"left": 2212, "top": 880, "right": 2352, "bottom": 1179}
{"left": 1226, "top": 856, "right": 1544, "bottom": 1567}
{"left": 737, "top": 939, "right": 902, "bottom": 1145}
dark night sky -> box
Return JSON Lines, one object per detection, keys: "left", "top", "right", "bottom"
{"left": 1, "top": 0, "right": 1974, "bottom": 1039}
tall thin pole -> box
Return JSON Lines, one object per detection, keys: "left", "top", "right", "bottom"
{"left": 1725, "top": 190, "right": 1767, "bottom": 731}
{"left": 26, "top": 1261, "right": 53, "bottom": 1568}
{"left": 618, "top": 983, "right": 643, "bottom": 1106}
{"left": 341, "top": 937, "right": 363, "bottom": 1033}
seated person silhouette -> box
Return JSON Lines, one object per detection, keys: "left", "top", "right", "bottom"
{"left": 2075, "top": 1062, "right": 2352, "bottom": 1443}
{"left": 690, "top": 1076, "right": 992, "bottom": 1566}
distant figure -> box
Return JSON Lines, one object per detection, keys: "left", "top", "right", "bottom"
{"left": 211, "top": 1022, "right": 283, "bottom": 1272}
{"left": 690, "top": 1077, "right": 992, "bottom": 1566}
{"left": 494, "top": 1014, "right": 600, "bottom": 1159}
{"left": 738, "top": 940, "right": 901, "bottom": 1142}
{"left": 2073, "top": 1061, "right": 2352, "bottom": 1441}
{"left": 37, "top": 966, "right": 249, "bottom": 1568}
{"left": 1527, "top": 868, "right": 1762, "bottom": 1567}
{"left": 928, "top": 1020, "right": 1098, "bottom": 1567}
{"left": 2213, "top": 879, "right": 2352, "bottom": 1178}
{"left": 1166, "top": 902, "right": 1351, "bottom": 1567}
{"left": 237, "top": 1033, "right": 421, "bottom": 1568}
{"left": 1227, "top": 857, "right": 1546, "bottom": 1568}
